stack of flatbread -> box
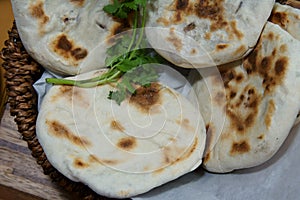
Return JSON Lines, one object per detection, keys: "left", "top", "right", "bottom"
{"left": 10, "top": 0, "right": 300, "bottom": 198}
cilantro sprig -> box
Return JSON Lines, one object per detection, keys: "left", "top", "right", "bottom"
{"left": 103, "top": 0, "right": 146, "bottom": 19}
{"left": 46, "top": 0, "right": 163, "bottom": 105}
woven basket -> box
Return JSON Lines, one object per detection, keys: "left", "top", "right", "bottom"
{"left": 0, "top": 22, "right": 111, "bottom": 200}
{"left": 0, "top": 64, "right": 7, "bottom": 118}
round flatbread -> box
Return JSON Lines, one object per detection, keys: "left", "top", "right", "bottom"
{"left": 189, "top": 22, "right": 300, "bottom": 173}
{"left": 11, "top": 0, "right": 131, "bottom": 75}
{"left": 36, "top": 69, "right": 206, "bottom": 198}
{"left": 146, "top": 0, "right": 275, "bottom": 68}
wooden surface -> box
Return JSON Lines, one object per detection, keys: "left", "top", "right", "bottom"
{"left": 0, "top": 105, "right": 72, "bottom": 200}
{"left": 0, "top": 0, "right": 14, "bottom": 119}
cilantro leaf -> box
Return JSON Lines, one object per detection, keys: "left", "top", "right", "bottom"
{"left": 103, "top": 5, "right": 119, "bottom": 15}
{"left": 108, "top": 90, "right": 126, "bottom": 105}
{"left": 123, "top": 1, "right": 139, "bottom": 10}
{"left": 134, "top": 0, "right": 147, "bottom": 7}
{"left": 103, "top": 0, "right": 146, "bottom": 18}
{"left": 103, "top": 0, "right": 121, "bottom": 15}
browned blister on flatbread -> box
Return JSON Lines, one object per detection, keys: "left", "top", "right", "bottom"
{"left": 269, "top": 3, "right": 300, "bottom": 41}
{"left": 29, "top": 1, "right": 49, "bottom": 35}
{"left": 50, "top": 34, "right": 88, "bottom": 67}
{"left": 190, "top": 22, "right": 300, "bottom": 173}
{"left": 46, "top": 120, "right": 91, "bottom": 148}
{"left": 146, "top": 0, "right": 275, "bottom": 68}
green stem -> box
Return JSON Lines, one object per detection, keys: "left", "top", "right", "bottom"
{"left": 126, "top": 10, "right": 138, "bottom": 53}
{"left": 127, "top": 6, "right": 147, "bottom": 60}
{"left": 46, "top": 71, "right": 123, "bottom": 88}
{"left": 46, "top": 78, "right": 78, "bottom": 86}
{"left": 76, "top": 67, "right": 117, "bottom": 83}
{"left": 133, "top": 6, "right": 147, "bottom": 50}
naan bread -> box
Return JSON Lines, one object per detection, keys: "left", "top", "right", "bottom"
{"left": 146, "top": 0, "right": 275, "bottom": 68}
{"left": 189, "top": 22, "right": 300, "bottom": 173}
{"left": 36, "top": 70, "right": 206, "bottom": 198}
{"left": 11, "top": 0, "right": 130, "bottom": 75}
{"left": 269, "top": 2, "right": 300, "bottom": 40}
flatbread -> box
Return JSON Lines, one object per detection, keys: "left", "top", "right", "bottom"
{"left": 189, "top": 22, "right": 300, "bottom": 173}
{"left": 11, "top": 0, "right": 131, "bottom": 75}
{"left": 269, "top": 2, "right": 300, "bottom": 41}
{"left": 278, "top": 0, "right": 300, "bottom": 9}
{"left": 269, "top": 2, "right": 300, "bottom": 123}
{"left": 146, "top": 0, "right": 275, "bottom": 68}
{"left": 36, "top": 69, "right": 206, "bottom": 198}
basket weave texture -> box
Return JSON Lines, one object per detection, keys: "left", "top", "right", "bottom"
{"left": 0, "top": 22, "right": 112, "bottom": 200}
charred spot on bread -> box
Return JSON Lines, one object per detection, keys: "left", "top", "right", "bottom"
{"left": 235, "top": 73, "right": 244, "bottom": 82}
{"left": 265, "top": 100, "right": 276, "bottom": 129}
{"left": 195, "top": 0, "right": 226, "bottom": 31}
{"left": 229, "top": 21, "right": 244, "bottom": 40}
{"left": 70, "top": 0, "right": 85, "bottom": 7}
{"left": 230, "top": 140, "right": 251, "bottom": 155}
{"left": 163, "top": 137, "right": 198, "bottom": 165}
{"left": 269, "top": 11, "right": 288, "bottom": 28}
{"left": 203, "top": 152, "right": 210, "bottom": 164}
{"left": 129, "top": 83, "right": 161, "bottom": 113}
{"left": 257, "top": 134, "right": 265, "bottom": 140}
{"left": 51, "top": 34, "right": 88, "bottom": 66}
{"left": 176, "top": 0, "right": 189, "bottom": 10}
{"left": 225, "top": 84, "right": 261, "bottom": 134}
{"left": 183, "top": 22, "right": 196, "bottom": 32}
{"left": 56, "top": 35, "right": 72, "bottom": 51}
{"left": 117, "top": 137, "right": 137, "bottom": 151}
{"left": 89, "top": 155, "right": 119, "bottom": 166}
{"left": 71, "top": 48, "right": 88, "bottom": 60}
{"left": 190, "top": 48, "right": 197, "bottom": 55}
{"left": 46, "top": 120, "right": 91, "bottom": 147}
{"left": 29, "top": 1, "right": 48, "bottom": 20}
{"left": 167, "top": 27, "right": 183, "bottom": 51}
{"left": 29, "top": 1, "right": 49, "bottom": 35}
{"left": 216, "top": 44, "right": 229, "bottom": 50}
{"left": 229, "top": 91, "right": 237, "bottom": 99}
{"left": 243, "top": 32, "right": 289, "bottom": 95}
{"left": 111, "top": 120, "right": 125, "bottom": 132}
{"left": 74, "top": 158, "right": 89, "bottom": 168}
{"left": 107, "top": 15, "right": 134, "bottom": 44}
{"left": 176, "top": 137, "right": 199, "bottom": 163}
{"left": 275, "top": 57, "right": 288, "bottom": 76}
